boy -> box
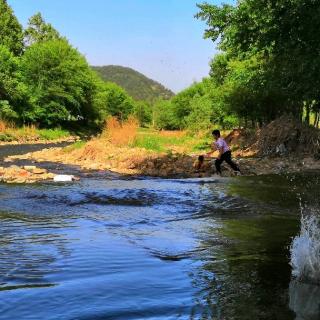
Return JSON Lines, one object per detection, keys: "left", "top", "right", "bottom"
{"left": 206, "top": 129, "right": 241, "bottom": 175}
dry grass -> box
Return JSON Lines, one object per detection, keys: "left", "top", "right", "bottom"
{"left": 158, "top": 130, "right": 187, "bottom": 138}
{"left": 101, "top": 116, "right": 139, "bottom": 146}
{"left": 6, "top": 124, "right": 39, "bottom": 141}
{"left": 0, "top": 120, "right": 14, "bottom": 133}
{"left": 0, "top": 120, "right": 70, "bottom": 142}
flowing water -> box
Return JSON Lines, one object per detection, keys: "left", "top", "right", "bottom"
{"left": 0, "top": 167, "right": 319, "bottom": 319}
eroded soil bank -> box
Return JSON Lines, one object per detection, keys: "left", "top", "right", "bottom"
{"left": 5, "top": 139, "right": 320, "bottom": 179}
{"left": 3, "top": 115, "right": 320, "bottom": 180}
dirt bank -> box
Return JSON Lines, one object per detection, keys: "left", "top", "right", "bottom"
{"left": 4, "top": 115, "right": 320, "bottom": 178}
{"left": 6, "top": 140, "right": 320, "bottom": 178}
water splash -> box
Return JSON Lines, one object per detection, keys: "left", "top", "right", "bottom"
{"left": 290, "top": 213, "right": 320, "bottom": 283}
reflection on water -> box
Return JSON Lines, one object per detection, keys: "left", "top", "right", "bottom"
{"left": 289, "top": 280, "right": 320, "bottom": 320}
{"left": 0, "top": 173, "right": 319, "bottom": 319}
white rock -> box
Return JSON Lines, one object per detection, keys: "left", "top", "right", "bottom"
{"left": 53, "top": 175, "right": 74, "bottom": 182}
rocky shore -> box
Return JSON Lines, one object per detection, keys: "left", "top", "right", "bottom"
{"left": 5, "top": 140, "right": 320, "bottom": 179}
{"left": 2, "top": 115, "right": 320, "bottom": 182}
{"left": 0, "top": 165, "right": 56, "bottom": 183}
{"left": 0, "top": 135, "right": 79, "bottom": 146}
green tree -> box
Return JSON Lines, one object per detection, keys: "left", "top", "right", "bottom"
{"left": 185, "top": 94, "right": 213, "bottom": 132}
{"left": 0, "top": 0, "right": 23, "bottom": 55}
{"left": 153, "top": 99, "right": 176, "bottom": 130}
{"left": 196, "top": 0, "right": 320, "bottom": 124}
{"left": 170, "top": 82, "right": 205, "bottom": 128}
{"left": 0, "top": 45, "right": 29, "bottom": 121}
{"left": 93, "top": 81, "right": 136, "bottom": 124}
{"left": 133, "top": 101, "right": 152, "bottom": 127}
{"left": 24, "top": 12, "right": 61, "bottom": 45}
{"left": 20, "top": 39, "right": 97, "bottom": 126}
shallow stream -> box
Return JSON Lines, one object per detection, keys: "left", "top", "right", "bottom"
{"left": 0, "top": 161, "right": 319, "bottom": 319}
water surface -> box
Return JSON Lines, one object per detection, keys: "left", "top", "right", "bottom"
{"left": 0, "top": 171, "right": 319, "bottom": 319}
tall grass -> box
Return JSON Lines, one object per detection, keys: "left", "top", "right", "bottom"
{"left": 132, "top": 129, "right": 211, "bottom": 153}
{"left": 133, "top": 135, "right": 163, "bottom": 151}
{"left": 0, "top": 120, "right": 71, "bottom": 142}
{"left": 102, "top": 116, "right": 139, "bottom": 146}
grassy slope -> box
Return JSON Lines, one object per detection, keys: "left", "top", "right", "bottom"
{"left": 92, "top": 65, "right": 174, "bottom": 102}
{"left": 0, "top": 125, "right": 71, "bottom": 142}
{"left": 131, "top": 128, "right": 212, "bottom": 153}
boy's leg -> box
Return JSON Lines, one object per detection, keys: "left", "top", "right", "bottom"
{"left": 223, "top": 151, "right": 240, "bottom": 172}
{"left": 215, "top": 158, "right": 223, "bottom": 174}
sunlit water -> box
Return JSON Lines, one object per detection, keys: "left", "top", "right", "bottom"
{"left": 0, "top": 170, "right": 319, "bottom": 319}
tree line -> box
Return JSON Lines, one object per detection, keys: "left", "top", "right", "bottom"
{"left": 1, "top": 0, "right": 319, "bottom": 132}
{"left": 0, "top": 0, "right": 146, "bottom": 129}
{"left": 153, "top": 0, "right": 320, "bottom": 130}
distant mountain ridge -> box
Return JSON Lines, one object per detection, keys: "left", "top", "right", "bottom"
{"left": 92, "top": 65, "right": 174, "bottom": 102}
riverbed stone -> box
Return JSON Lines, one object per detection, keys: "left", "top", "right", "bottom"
{"left": 24, "top": 165, "right": 36, "bottom": 171}
{"left": 0, "top": 165, "right": 56, "bottom": 184}
{"left": 32, "top": 168, "right": 47, "bottom": 174}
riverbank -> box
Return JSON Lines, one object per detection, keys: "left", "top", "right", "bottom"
{"left": 0, "top": 121, "right": 79, "bottom": 143}
{"left": 2, "top": 115, "right": 320, "bottom": 179}
{"left": 5, "top": 138, "right": 320, "bottom": 178}
{"left": 0, "top": 136, "right": 79, "bottom": 146}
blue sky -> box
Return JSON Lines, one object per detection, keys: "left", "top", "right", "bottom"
{"left": 8, "top": 0, "right": 233, "bottom": 92}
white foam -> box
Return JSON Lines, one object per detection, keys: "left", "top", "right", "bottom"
{"left": 290, "top": 213, "right": 320, "bottom": 284}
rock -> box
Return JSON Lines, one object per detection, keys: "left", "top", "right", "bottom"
{"left": 53, "top": 175, "right": 79, "bottom": 182}
{"left": 42, "top": 173, "right": 55, "bottom": 180}
{"left": 18, "top": 170, "right": 30, "bottom": 177}
{"left": 24, "top": 165, "right": 36, "bottom": 171}
{"left": 9, "top": 165, "right": 20, "bottom": 170}
{"left": 32, "top": 168, "right": 47, "bottom": 174}
{"left": 126, "top": 162, "right": 136, "bottom": 169}
{"left": 147, "top": 161, "right": 154, "bottom": 169}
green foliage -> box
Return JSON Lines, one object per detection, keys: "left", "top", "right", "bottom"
{"left": 0, "top": 0, "right": 23, "bottom": 55}
{"left": 38, "top": 128, "right": 70, "bottom": 140}
{"left": 170, "top": 82, "right": 205, "bottom": 128}
{"left": 131, "top": 129, "right": 213, "bottom": 153}
{"left": 24, "top": 12, "right": 61, "bottom": 45}
{"left": 93, "top": 81, "right": 136, "bottom": 123}
{"left": 63, "top": 140, "right": 86, "bottom": 152}
{"left": 20, "top": 39, "right": 98, "bottom": 126}
{"left": 133, "top": 101, "right": 152, "bottom": 127}
{"left": 92, "top": 65, "right": 174, "bottom": 103}
{"left": 0, "top": 45, "right": 29, "bottom": 120}
{"left": 132, "top": 135, "right": 163, "bottom": 151}
{"left": 0, "top": 100, "right": 18, "bottom": 121}
{"left": 153, "top": 78, "right": 239, "bottom": 131}
{"left": 0, "top": 3, "right": 143, "bottom": 130}
{"left": 0, "top": 124, "right": 71, "bottom": 142}
{"left": 185, "top": 94, "right": 212, "bottom": 132}
{"left": 0, "top": 132, "right": 14, "bottom": 142}
{"left": 152, "top": 99, "right": 177, "bottom": 130}
{"left": 196, "top": 0, "right": 320, "bottom": 125}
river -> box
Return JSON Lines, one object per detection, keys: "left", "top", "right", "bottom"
{"left": 0, "top": 145, "right": 319, "bottom": 319}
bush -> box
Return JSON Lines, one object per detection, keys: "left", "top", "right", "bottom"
{"left": 101, "top": 116, "right": 139, "bottom": 146}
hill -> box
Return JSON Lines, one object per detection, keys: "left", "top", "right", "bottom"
{"left": 92, "top": 65, "right": 174, "bottom": 102}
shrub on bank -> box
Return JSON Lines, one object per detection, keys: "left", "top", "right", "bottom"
{"left": 0, "top": 120, "right": 71, "bottom": 142}
{"left": 101, "top": 116, "right": 139, "bottom": 146}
